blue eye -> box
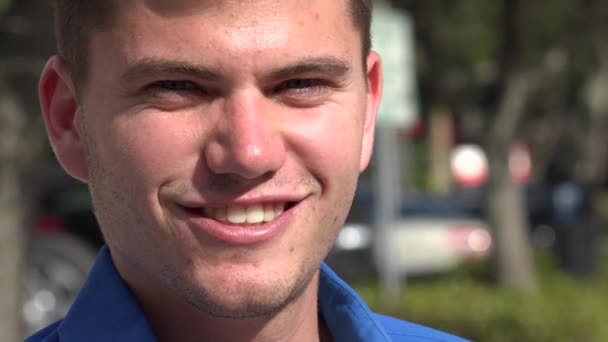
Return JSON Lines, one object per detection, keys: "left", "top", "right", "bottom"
{"left": 275, "top": 79, "right": 327, "bottom": 95}
{"left": 141, "top": 80, "right": 209, "bottom": 110}
{"left": 270, "top": 78, "right": 332, "bottom": 107}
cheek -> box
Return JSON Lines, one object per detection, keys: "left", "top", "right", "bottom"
{"left": 286, "top": 105, "right": 364, "bottom": 244}
{"left": 96, "top": 113, "right": 204, "bottom": 181}
{"left": 286, "top": 105, "right": 365, "bottom": 186}
{"left": 84, "top": 113, "right": 205, "bottom": 259}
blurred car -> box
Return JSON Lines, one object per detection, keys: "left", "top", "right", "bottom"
{"left": 386, "top": 217, "right": 490, "bottom": 275}
{"left": 23, "top": 232, "right": 98, "bottom": 336}
{"left": 23, "top": 163, "right": 101, "bottom": 337}
{"left": 392, "top": 194, "right": 492, "bottom": 276}
{"left": 325, "top": 192, "right": 492, "bottom": 280}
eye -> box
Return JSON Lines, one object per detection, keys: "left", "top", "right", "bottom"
{"left": 276, "top": 78, "right": 325, "bottom": 92}
{"left": 282, "top": 79, "right": 316, "bottom": 89}
{"left": 140, "top": 80, "right": 210, "bottom": 110}
{"left": 270, "top": 78, "right": 333, "bottom": 107}
{"left": 147, "top": 80, "right": 198, "bottom": 92}
{"left": 273, "top": 78, "right": 330, "bottom": 99}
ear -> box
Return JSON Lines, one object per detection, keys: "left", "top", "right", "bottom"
{"left": 359, "top": 51, "right": 382, "bottom": 172}
{"left": 39, "top": 56, "right": 89, "bottom": 182}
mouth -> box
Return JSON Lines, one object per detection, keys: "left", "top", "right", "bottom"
{"left": 177, "top": 200, "right": 301, "bottom": 245}
{"left": 199, "top": 202, "right": 296, "bottom": 225}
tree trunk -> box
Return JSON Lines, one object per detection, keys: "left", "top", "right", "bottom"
{"left": 487, "top": 161, "right": 537, "bottom": 292}
{"left": 582, "top": 65, "right": 608, "bottom": 185}
{"left": 0, "top": 84, "right": 27, "bottom": 341}
{"left": 428, "top": 105, "right": 454, "bottom": 194}
{"left": 487, "top": 73, "right": 538, "bottom": 293}
{"left": 581, "top": 0, "right": 608, "bottom": 186}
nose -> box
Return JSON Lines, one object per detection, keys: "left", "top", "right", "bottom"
{"left": 204, "top": 90, "right": 286, "bottom": 179}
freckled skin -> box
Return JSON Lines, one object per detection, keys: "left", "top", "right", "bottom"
{"left": 40, "top": 0, "right": 382, "bottom": 341}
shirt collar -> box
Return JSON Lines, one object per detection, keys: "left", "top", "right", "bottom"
{"left": 318, "top": 263, "right": 391, "bottom": 341}
{"left": 58, "top": 246, "right": 390, "bottom": 342}
{"left": 58, "top": 246, "right": 156, "bottom": 342}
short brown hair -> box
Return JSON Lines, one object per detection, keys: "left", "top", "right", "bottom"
{"left": 52, "top": 1, "right": 373, "bottom": 87}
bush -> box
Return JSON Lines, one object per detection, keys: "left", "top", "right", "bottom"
{"left": 354, "top": 247, "right": 608, "bottom": 341}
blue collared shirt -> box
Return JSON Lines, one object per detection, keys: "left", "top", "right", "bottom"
{"left": 26, "top": 246, "right": 468, "bottom": 342}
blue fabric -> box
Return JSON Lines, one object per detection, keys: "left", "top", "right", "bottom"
{"left": 26, "top": 246, "right": 469, "bottom": 341}
{"left": 318, "top": 264, "right": 469, "bottom": 341}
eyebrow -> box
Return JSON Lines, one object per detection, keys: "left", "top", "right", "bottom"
{"left": 121, "top": 56, "right": 353, "bottom": 83}
{"left": 267, "top": 57, "right": 353, "bottom": 81}
{"left": 121, "top": 58, "right": 222, "bottom": 83}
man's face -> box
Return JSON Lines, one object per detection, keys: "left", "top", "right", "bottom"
{"left": 50, "top": 0, "right": 380, "bottom": 317}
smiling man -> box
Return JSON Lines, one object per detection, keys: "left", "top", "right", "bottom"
{"left": 28, "top": 1, "right": 467, "bottom": 341}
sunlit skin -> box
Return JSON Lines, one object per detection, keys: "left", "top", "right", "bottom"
{"left": 39, "top": 0, "right": 382, "bottom": 341}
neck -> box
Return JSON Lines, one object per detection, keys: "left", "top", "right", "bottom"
{"left": 130, "top": 271, "right": 329, "bottom": 342}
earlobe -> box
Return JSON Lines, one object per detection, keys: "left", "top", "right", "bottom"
{"left": 359, "top": 51, "right": 382, "bottom": 172}
{"left": 39, "top": 56, "right": 89, "bottom": 182}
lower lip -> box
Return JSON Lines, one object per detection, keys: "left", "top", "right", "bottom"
{"left": 177, "top": 203, "right": 300, "bottom": 245}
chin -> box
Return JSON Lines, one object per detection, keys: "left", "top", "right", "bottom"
{"left": 190, "top": 291, "right": 292, "bottom": 319}
{"left": 174, "top": 260, "right": 317, "bottom": 319}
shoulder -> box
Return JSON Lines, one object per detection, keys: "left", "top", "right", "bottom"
{"left": 372, "top": 313, "right": 470, "bottom": 342}
{"left": 25, "top": 320, "right": 62, "bottom": 342}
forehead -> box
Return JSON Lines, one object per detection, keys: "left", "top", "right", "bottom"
{"left": 98, "top": 0, "right": 359, "bottom": 65}
{"left": 134, "top": 0, "right": 338, "bottom": 19}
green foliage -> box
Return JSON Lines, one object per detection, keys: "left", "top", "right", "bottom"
{"left": 354, "top": 247, "right": 608, "bottom": 342}
{"left": 430, "top": 1, "right": 500, "bottom": 66}
{"left": 0, "top": 0, "right": 10, "bottom": 15}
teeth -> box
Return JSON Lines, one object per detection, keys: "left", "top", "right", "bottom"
{"left": 227, "top": 205, "right": 247, "bottom": 224}
{"left": 263, "top": 204, "right": 275, "bottom": 222}
{"left": 205, "top": 203, "right": 287, "bottom": 224}
{"left": 246, "top": 204, "right": 264, "bottom": 224}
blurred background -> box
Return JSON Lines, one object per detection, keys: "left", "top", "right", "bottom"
{"left": 1, "top": 0, "right": 608, "bottom": 341}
